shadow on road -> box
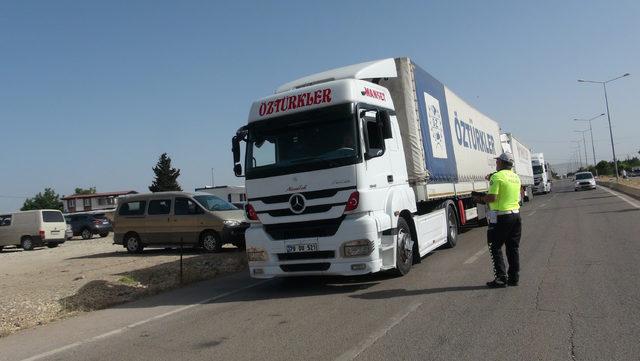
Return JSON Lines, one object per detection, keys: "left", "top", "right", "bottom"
{"left": 66, "top": 247, "right": 240, "bottom": 260}
{"left": 579, "top": 195, "right": 614, "bottom": 200}
{"left": 589, "top": 208, "right": 639, "bottom": 214}
{"left": 349, "top": 285, "right": 488, "bottom": 300}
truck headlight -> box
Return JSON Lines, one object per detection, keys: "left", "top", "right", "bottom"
{"left": 223, "top": 220, "right": 241, "bottom": 227}
{"left": 342, "top": 239, "right": 373, "bottom": 257}
{"left": 246, "top": 247, "right": 268, "bottom": 262}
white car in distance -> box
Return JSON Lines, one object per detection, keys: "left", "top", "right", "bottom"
{"left": 574, "top": 172, "right": 597, "bottom": 191}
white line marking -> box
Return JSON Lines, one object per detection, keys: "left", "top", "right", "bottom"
{"left": 335, "top": 301, "right": 423, "bottom": 361}
{"left": 598, "top": 185, "right": 640, "bottom": 209}
{"left": 528, "top": 210, "right": 537, "bottom": 216}
{"left": 464, "top": 247, "right": 488, "bottom": 264}
{"left": 20, "top": 279, "right": 272, "bottom": 361}
{"left": 537, "top": 202, "right": 547, "bottom": 208}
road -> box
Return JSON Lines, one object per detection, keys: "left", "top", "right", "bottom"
{"left": 1, "top": 180, "right": 639, "bottom": 361}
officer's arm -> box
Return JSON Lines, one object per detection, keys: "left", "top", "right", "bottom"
{"left": 484, "top": 175, "right": 500, "bottom": 203}
{"left": 484, "top": 194, "right": 497, "bottom": 203}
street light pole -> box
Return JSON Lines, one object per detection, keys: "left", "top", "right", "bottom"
{"left": 578, "top": 73, "right": 630, "bottom": 180}
{"left": 574, "top": 129, "right": 589, "bottom": 167}
{"left": 573, "top": 113, "right": 605, "bottom": 168}
{"left": 572, "top": 141, "right": 583, "bottom": 169}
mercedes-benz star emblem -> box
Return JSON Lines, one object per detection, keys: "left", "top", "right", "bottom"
{"left": 289, "top": 194, "right": 306, "bottom": 214}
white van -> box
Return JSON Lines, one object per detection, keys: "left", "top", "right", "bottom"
{"left": 0, "top": 210, "right": 67, "bottom": 251}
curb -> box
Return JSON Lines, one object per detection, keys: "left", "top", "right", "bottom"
{"left": 597, "top": 181, "right": 640, "bottom": 200}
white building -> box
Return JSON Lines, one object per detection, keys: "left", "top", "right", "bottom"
{"left": 62, "top": 191, "right": 138, "bottom": 213}
{"left": 194, "top": 185, "right": 246, "bottom": 204}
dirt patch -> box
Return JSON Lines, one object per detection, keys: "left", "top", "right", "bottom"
{"left": 0, "top": 236, "right": 247, "bottom": 337}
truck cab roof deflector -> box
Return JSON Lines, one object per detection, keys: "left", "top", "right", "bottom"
{"left": 275, "top": 58, "right": 398, "bottom": 94}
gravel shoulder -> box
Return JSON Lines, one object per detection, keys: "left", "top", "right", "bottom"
{"left": 0, "top": 235, "right": 247, "bottom": 337}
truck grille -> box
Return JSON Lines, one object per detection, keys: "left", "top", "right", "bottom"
{"left": 248, "top": 186, "right": 356, "bottom": 204}
{"left": 280, "top": 263, "right": 331, "bottom": 272}
{"left": 259, "top": 203, "right": 345, "bottom": 217}
{"left": 264, "top": 216, "right": 345, "bottom": 240}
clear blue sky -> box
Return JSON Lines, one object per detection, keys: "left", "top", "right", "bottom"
{"left": 1, "top": 0, "right": 638, "bottom": 212}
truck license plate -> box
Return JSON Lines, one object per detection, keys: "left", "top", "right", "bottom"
{"left": 286, "top": 243, "right": 318, "bottom": 253}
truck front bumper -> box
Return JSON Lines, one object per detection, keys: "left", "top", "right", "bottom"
{"left": 246, "top": 213, "right": 384, "bottom": 278}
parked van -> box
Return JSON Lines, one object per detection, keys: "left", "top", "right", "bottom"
{"left": 113, "top": 192, "right": 249, "bottom": 253}
{"left": 0, "top": 210, "right": 67, "bottom": 251}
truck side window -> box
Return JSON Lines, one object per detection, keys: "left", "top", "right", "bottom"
{"left": 362, "top": 110, "right": 385, "bottom": 159}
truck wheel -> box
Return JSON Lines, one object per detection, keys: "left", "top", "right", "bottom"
{"left": 201, "top": 231, "right": 221, "bottom": 253}
{"left": 99, "top": 232, "right": 109, "bottom": 237}
{"left": 445, "top": 205, "right": 458, "bottom": 248}
{"left": 21, "top": 237, "right": 34, "bottom": 251}
{"left": 125, "top": 234, "right": 143, "bottom": 254}
{"left": 81, "top": 228, "right": 92, "bottom": 240}
{"left": 394, "top": 218, "right": 413, "bottom": 276}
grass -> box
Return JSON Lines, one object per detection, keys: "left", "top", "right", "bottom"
{"left": 117, "top": 275, "right": 138, "bottom": 285}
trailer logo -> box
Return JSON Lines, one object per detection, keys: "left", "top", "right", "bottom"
{"left": 258, "top": 89, "right": 332, "bottom": 117}
{"left": 288, "top": 194, "right": 306, "bottom": 214}
{"left": 361, "top": 87, "right": 386, "bottom": 101}
{"left": 423, "top": 92, "right": 448, "bottom": 159}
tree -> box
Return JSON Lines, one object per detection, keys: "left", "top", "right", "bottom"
{"left": 21, "top": 188, "right": 63, "bottom": 211}
{"left": 595, "top": 160, "right": 613, "bottom": 176}
{"left": 149, "top": 153, "right": 182, "bottom": 192}
{"left": 74, "top": 187, "right": 96, "bottom": 195}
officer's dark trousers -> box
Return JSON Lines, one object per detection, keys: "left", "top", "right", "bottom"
{"left": 487, "top": 213, "right": 522, "bottom": 281}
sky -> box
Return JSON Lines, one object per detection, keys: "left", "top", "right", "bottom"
{"left": 1, "top": 0, "right": 639, "bottom": 212}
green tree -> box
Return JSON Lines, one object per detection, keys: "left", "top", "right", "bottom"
{"left": 595, "top": 160, "right": 613, "bottom": 176}
{"left": 149, "top": 153, "right": 182, "bottom": 192}
{"left": 74, "top": 187, "right": 96, "bottom": 195}
{"left": 21, "top": 188, "right": 63, "bottom": 211}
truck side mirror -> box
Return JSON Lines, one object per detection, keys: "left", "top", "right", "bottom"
{"left": 233, "top": 164, "right": 243, "bottom": 177}
{"left": 232, "top": 135, "right": 241, "bottom": 164}
{"left": 377, "top": 110, "right": 392, "bottom": 139}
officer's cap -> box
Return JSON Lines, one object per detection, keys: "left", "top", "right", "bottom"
{"left": 495, "top": 152, "right": 515, "bottom": 165}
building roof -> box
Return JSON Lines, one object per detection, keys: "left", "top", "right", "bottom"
{"left": 61, "top": 191, "right": 137, "bottom": 200}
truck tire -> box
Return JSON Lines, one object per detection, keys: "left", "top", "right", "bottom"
{"left": 125, "top": 233, "right": 144, "bottom": 254}
{"left": 394, "top": 217, "right": 413, "bottom": 276}
{"left": 200, "top": 231, "right": 222, "bottom": 253}
{"left": 21, "top": 236, "right": 34, "bottom": 251}
{"left": 444, "top": 204, "right": 458, "bottom": 248}
{"left": 81, "top": 228, "right": 92, "bottom": 240}
{"left": 99, "top": 232, "right": 109, "bottom": 238}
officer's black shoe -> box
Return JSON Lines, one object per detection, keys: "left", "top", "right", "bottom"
{"left": 486, "top": 278, "right": 507, "bottom": 288}
{"left": 507, "top": 278, "right": 519, "bottom": 287}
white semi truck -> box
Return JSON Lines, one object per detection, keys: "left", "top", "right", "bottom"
{"left": 500, "top": 133, "right": 534, "bottom": 202}
{"left": 531, "top": 153, "right": 552, "bottom": 194}
{"left": 232, "top": 58, "right": 502, "bottom": 278}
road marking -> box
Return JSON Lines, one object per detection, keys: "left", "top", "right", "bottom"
{"left": 537, "top": 202, "right": 547, "bottom": 208}
{"left": 598, "top": 185, "right": 640, "bottom": 209}
{"left": 335, "top": 301, "right": 423, "bottom": 361}
{"left": 528, "top": 210, "right": 537, "bottom": 216}
{"left": 20, "top": 279, "right": 273, "bottom": 361}
{"left": 464, "top": 247, "right": 488, "bottom": 264}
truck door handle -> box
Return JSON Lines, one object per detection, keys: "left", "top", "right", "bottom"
{"left": 387, "top": 175, "right": 394, "bottom": 183}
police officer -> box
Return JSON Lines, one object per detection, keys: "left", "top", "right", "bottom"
{"left": 474, "top": 152, "right": 522, "bottom": 288}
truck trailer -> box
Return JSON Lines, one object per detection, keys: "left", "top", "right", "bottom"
{"left": 500, "top": 133, "right": 534, "bottom": 202}
{"left": 232, "top": 58, "right": 502, "bottom": 278}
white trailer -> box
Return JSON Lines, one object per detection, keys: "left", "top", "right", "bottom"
{"left": 233, "top": 58, "right": 503, "bottom": 278}
{"left": 500, "top": 133, "right": 534, "bottom": 202}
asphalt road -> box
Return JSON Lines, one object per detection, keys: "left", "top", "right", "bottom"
{"left": 2, "top": 180, "right": 639, "bottom": 361}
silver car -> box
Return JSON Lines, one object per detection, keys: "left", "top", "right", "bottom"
{"left": 574, "top": 172, "right": 596, "bottom": 191}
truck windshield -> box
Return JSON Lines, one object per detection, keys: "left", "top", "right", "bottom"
{"left": 245, "top": 104, "right": 360, "bottom": 179}
{"left": 533, "top": 165, "right": 544, "bottom": 174}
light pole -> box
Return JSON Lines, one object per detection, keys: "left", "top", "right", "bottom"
{"left": 573, "top": 113, "right": 605, "bottom": 168}
{"left": 574, "top": 129, "right": 589, "bottom": 167}
{"left": 578, "top": 73, "right": 630, "bottom": 180}
{"left": 571, "top": 141, "right": 583, "bottom": 169}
